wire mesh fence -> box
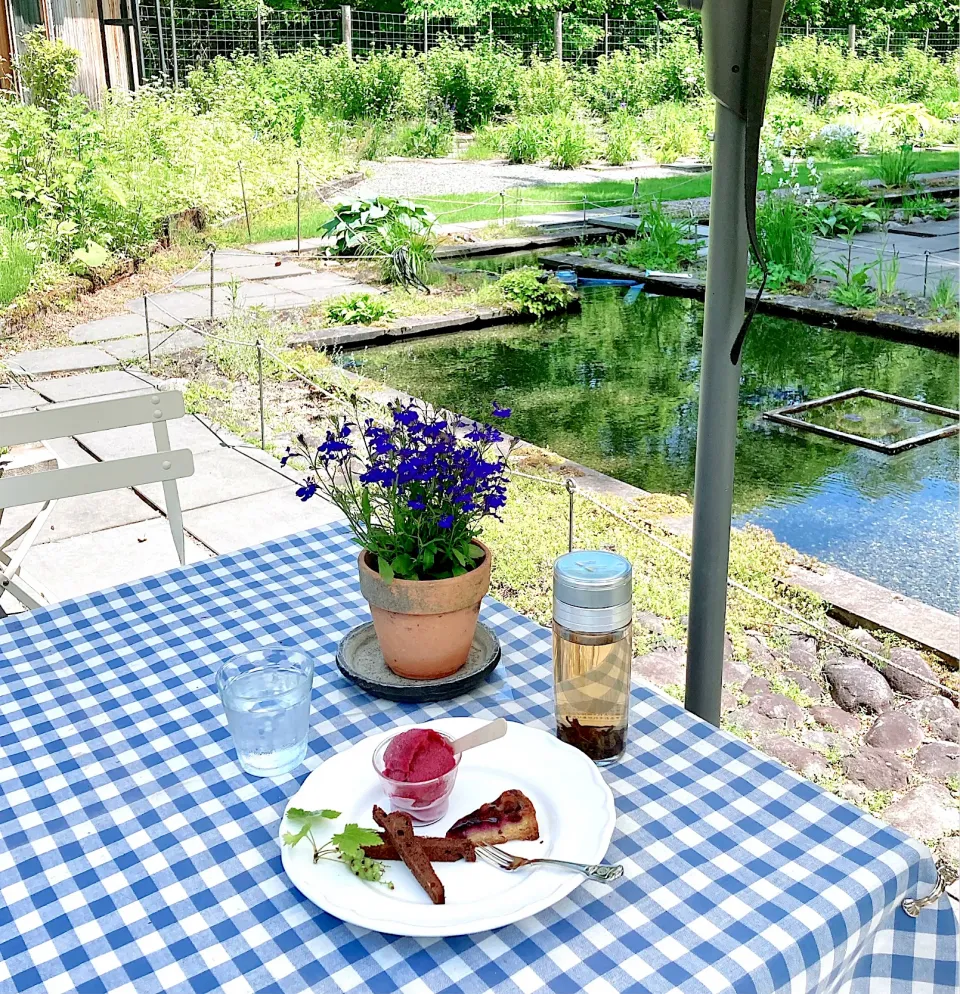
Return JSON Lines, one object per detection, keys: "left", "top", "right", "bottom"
{"left": 137, "top": 5, "right": 958, "bottom": 84}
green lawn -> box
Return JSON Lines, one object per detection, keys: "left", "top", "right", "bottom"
{"left": 212, "top": 149, "right": 959, "bottom": 246}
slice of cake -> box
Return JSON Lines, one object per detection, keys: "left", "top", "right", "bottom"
{"left": 373, "top": 805, "right": 446, "bottom": 905}
{"left": 445, "top": 789, "right": 540, "bottom": 846}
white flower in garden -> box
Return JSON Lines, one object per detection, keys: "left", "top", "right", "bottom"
{"left": 806, "top": 156, "right": 816, "bottom": 169}
{"left": 763, "top": 159, "right": 774, "bottom": 175}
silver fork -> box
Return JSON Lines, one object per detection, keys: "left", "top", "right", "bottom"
{"left": 476, "top": 845, "right": 623, "bottom": 883}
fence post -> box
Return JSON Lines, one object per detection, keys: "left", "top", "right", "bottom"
{"left": 153, "top": 0, "right": 167, "bottom": 76}
{"left": 923, "top": 252, "right": 930, "bottom": 296}
{"left": 423, "top": 10, "right": 429, "bottom": 53}
{"left": 885, "top": 26, "right": 891, "bottom": 53}
{"left": 554, "top": 11, "right": 562, "bottom": 60}
{"left": 924, "top": 27, "right": 930, "bottom": 51}
{"left": 604, "top": 14, "right": 609, "bottom": 57}
{"left": 169, "top": 0, "right": 179, "bottom": 85}
{"left": 655, "top": 20, "right": 661, "bottom": 55}
{"left": 488, "top": 11, "right": 493, "bottom": 38}
{"left": 848, "top": 23, "right": 856, "bottom": 55}
{"left": 805, "top": 20, "right": 810, "bottom": 36}
{"left": 209, "top": 247, "right": 215, "bottom": 320}
{"left": 143, "top": 295, "right": 152, "bottom": 370}
{"left": 296, "top": 160, "right": 302, "bottom": 256}
{"left": 238, "top": 162, "right": 252, "bottom": 240}
{"left": 257, "top": 339, "right": 266, "bottom": 450}
{"left": 565, "top": 478, "right": 576, "bottom": 553}
{"left": 256, "top": 7, "right": 263, "bottom": 58}
{"left": 341, "top": 5, "right": 352, "bottom": 58}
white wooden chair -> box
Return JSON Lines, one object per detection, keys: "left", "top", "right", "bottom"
{"left": 0, "top": 391, "right": 195, "bottom": 610}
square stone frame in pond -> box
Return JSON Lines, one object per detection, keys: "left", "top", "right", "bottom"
{"left": 763, "top": 388, "right": 960, "bottom": 455}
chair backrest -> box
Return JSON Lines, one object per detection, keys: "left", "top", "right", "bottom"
{"left": 0, "top": 392, "right": 194, "bottom": 510}
{"left": 0, "top": 391, "right": 195, "bottom": 565}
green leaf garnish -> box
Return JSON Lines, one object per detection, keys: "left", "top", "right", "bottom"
{"left": 283, "top": 808, "right": 391, "bottom": 886}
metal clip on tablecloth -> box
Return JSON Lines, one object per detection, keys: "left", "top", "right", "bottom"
{"left": 902, "top": 864, "right": 959, "bottom": 917}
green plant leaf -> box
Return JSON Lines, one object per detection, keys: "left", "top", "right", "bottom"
{"left": 377, "top": 556, "right": 394, "bottom": 583}
{"left": 330, "top": 824, "right": 382, "bottom": 860}
{"left": 286, "top": 807, "right": 340, "bottom": 824}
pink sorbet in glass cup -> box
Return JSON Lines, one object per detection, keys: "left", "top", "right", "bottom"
{"left": 372, "top": 728, "right": 461, "bottom": 825}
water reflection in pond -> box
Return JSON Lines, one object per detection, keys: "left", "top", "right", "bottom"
{"left": 352, "top": 287, "right": 959, "bottom": 613}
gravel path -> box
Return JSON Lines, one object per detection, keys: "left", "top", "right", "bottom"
{"left": 350, "top": 157, "right": 701, "bottom": 199}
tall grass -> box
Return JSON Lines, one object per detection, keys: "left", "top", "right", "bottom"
{"left": 0, "top": 229, "right": 38, "bottom": 306}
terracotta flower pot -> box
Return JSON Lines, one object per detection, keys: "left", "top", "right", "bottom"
{"left": 357, "top": 542, "right": 492, "bottom": 680}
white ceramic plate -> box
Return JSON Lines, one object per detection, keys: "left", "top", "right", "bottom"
{"left": 279, "top": 717, "right": 617, "bottom": 936}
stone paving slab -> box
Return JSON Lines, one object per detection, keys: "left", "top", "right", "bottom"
{"left": 69, "top": 314, "right": 165, "bottom": 344}
{"left": 125, "top": 292, "right": 229, "bottom": 325}
{"left": 240, "top": 291, "right": 315, "bottom": 311}
{"left": 12, "top": 518, "right": 210, "bottom": 603}
{"left": 175, "top": 262, "right": 313, "bottom": 285}
{"left": 269, "top": 273, "right": 357, "bottom": 294}
{"left": 135, "top": 446, "right": 287, "bottom": 512}
{"left": 247, "top": 237, "right": 328, "bottom": 255}
{"left": 6, "top": 345, "right": 118, "bottom": 376}
{"left": 102, "top": 329, "right": 205, "bottom": 361}
{"left": 182, "top": 488, "right": 344, "bottom": 555}
{"left": 0, "top": 386, "right": 48, "bottom": 414}
{"left": 76, "top": 416, "right": 233, "bottom": 462}
{"left": 31, "top": 369, "right": 158, "bottom": 404}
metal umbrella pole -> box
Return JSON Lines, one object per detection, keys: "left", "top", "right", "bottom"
{"left": 680, "top": 0, "right": 785, "bottom": 726}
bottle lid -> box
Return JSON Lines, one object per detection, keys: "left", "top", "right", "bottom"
{"left": 553, "top": 551, "right": 633, "bottom": 633}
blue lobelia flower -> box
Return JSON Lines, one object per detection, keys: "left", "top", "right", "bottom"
{"left": 438, "top": 514, "right": 454, "bottom": 529}
{"left": 492, "top": 403, "right": 511, "bottom": 419}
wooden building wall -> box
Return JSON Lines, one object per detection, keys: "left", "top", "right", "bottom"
{"left": 49, "top": 0, "right": 136, "bottom": 106}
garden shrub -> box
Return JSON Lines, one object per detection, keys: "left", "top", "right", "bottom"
{"left": 604, "top": 108, "right": 639, "bottom": 165}
{"left": 816, "top": 122, "right": 861, "bottom": 158}
{"left": 463, "top": 122, "right": 507, "bottom": 159}
{"left": 496, "top": 266, "right": 574, "bottom": 317}
{"left": 546, "top": 115, "right": 596, "bottom": 169}
{"left": 636, "top": 101, "right": 710, "bottom": 163}
{"left": 516, "top": 57, "right": 575, "bottom": 116}
{"left": 762, "top": 95, "right": 827, "bottom": 155}
{"left": 394, "top": 115, "right": 454, "bottom": 157}
{"left": 14, "top": 28, "right": 80, "bottom": 116}
{"left": 423, "top": 41, "right": 516, "bottom": 129}
{"left": 325, "top": 292, "right": 394, "bottom": 325}
{"left": 504, "top": 116, "right": 547, "bottom": 163}
{"left": 754, "top": 193, "right": 816, "bottom": 286}
{"left": 617, "top": 200, "right": 699, "bottom": 271}
{"left": 771, "top": 36, "right": 848, "bottom": 105}
{"left": 583, "top": 48, "right": 650, "bottom": 115}
{"left": 642, "top": 33, "right": 705, "bottom": 104}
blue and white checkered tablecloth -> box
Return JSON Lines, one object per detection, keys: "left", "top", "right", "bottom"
{"left": 0, "top": 521, "right": 956, "bottom": 994}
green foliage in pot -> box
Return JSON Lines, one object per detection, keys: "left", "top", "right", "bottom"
{"left": 282, "top": 398, "right": 513, "bottom": 582}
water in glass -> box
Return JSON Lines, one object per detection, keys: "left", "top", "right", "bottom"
{"left": 217, "top": 647, "right": 313, "bottom": 777}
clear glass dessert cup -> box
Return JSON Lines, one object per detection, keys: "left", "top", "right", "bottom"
{"left": 372, "top": 732, "right": 462, "bottom": 826}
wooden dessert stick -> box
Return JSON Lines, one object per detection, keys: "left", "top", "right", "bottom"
{"left": 372, "top": 806, "right": 446, "bottom": 905}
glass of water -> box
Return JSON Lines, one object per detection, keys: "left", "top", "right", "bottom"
{"left": 216, "top": 646, "right": 313, "bottom": 777}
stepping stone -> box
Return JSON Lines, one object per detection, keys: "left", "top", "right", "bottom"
{"left": 0, "top": 386, "right": 47, "bottom": 414}
{"left": 136, "top": 446, "right": 287, "bottom": 512}
{"left": 864, "top": 712, "right": 923, "bottom": 752}
{"left": 16, "top": 518, "right": 210, "bottom": 602}
{"left": 69, "top": 314, "right": 164, "bottom": 343}
{"left": 102, "top": 329, "right": 205, "bottom": 361}
{"left": 6, "top": 345, "right": 118, "bottom": 376}
{"left": 182, "top": 488, "right": 344, "bottom": 555}
{"left": 31, "top": 369, "right": 157, "bottom": 404}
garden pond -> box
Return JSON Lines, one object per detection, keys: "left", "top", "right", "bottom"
{"left": 352, "top": 274, "right": 959, "bottom": 614}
